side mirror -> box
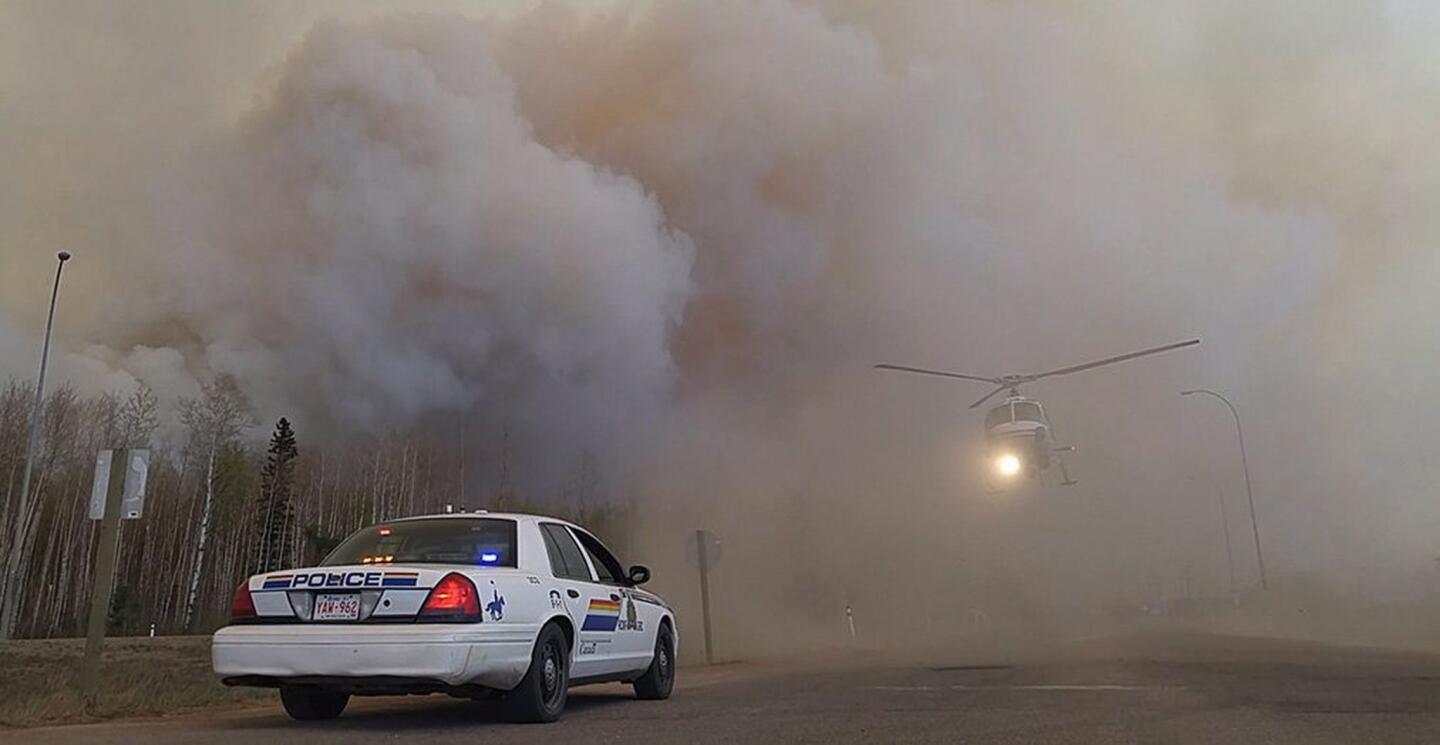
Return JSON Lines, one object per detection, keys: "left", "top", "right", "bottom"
{"left": 627, "top": 565, "right": 651, "bottom": 586}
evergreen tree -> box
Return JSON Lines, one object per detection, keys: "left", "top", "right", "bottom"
{"left": 252, "top": 417, "right": 298, "bottom": 574}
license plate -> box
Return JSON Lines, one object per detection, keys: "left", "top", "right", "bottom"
{"left": 313, "top": 593, "right": 361, "bottom": 621}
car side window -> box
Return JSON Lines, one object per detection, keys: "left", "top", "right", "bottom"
{"left": 539, "top": 523, "right": 593, "bottom": 581}
{"left": 572, "top": 529, "right": 626, "bottom": 586}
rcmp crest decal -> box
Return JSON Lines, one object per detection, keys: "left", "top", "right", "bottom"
{"left": 617, "top": 590, "right": 644, "bottom": 632}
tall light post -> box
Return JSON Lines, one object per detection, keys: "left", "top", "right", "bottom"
{"left": 1, "top": 251, "right": 72, "bottom": 638}
{"left": 1182, "top": 389, "right": 1266, "bottom": 589}
{"left": 1187, "top": 474, "right": 1238, "bottom": 606}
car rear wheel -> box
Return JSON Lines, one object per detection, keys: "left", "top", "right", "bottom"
{"left": 632, "top": 623, "right": 675, "bottom": 700}
{"left": 280, "top": 687, "right": 350, "bottom": 721}
{"left": 505, "top": 622, "right": 570, "bottom": 723}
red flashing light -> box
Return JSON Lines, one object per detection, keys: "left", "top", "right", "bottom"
{"left": 230, "top": 582, "right": 256, "bottom": 622}
{"left": 418, "top": 573, "right": 480, "bottom": 622}
{"left": 378, "top": 527, "right": 391, "bottom": 537}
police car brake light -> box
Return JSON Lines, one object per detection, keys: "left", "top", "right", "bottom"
{"left": 418, "top": 573, "right": 480, "bottom": 622}
{"left": 230, "top": 581, "right": 256, "bottom": 622}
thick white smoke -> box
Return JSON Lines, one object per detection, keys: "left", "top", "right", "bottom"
{"left": 150, "top": 18, "right": 694, "bottom": 449}
{"left": 3, "top": 1, "right": 1440, "bottom": 633}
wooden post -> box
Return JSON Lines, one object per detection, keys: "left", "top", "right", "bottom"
{"left": 696, "top": 529, "right": 714, "bottom": 665}
{"left": 81, "top": 448, "right": 127, "bottom": 704}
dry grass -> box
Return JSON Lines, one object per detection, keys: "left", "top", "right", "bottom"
{"left": 0, "top": 635, "right": 269, "bottom": 729}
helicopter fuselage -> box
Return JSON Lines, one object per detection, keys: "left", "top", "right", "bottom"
{"left": 982, "top": 397, "right": 1055, "bottom": 478}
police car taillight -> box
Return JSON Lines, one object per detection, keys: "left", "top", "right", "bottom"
{"left": 417, "top": 573, "right": 479, "bottom": 622}
{"left": 230, "top": 582, "right": 256, "bottom": 622}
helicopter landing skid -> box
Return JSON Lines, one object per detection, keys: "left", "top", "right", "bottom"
{"left": 1054, "top": 445, "right": 1078, "bottom": 486}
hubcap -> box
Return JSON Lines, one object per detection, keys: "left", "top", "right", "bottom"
{"left": 540, "top": 641, "right": 564, "bottom": 705}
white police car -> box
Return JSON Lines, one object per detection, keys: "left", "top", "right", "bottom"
{"left": 212, "top": 512, "right": 676, "bottom": 722}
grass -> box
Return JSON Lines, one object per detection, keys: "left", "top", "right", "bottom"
{"left": 0, "top": 635, "right": 270, "bottom": 729}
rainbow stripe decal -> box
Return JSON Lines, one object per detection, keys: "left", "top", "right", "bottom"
{"left": 262, "top": 574, "right": 294, "bottom": 590}
{"left": 582, "top": 598, "right": 622, "bottom": 632}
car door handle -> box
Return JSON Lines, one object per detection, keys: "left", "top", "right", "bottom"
{"left": 567, "top": 589, "right": 580, "bottom": 599}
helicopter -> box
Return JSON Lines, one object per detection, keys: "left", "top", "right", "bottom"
{"left": 877, "top": 338, "right": 1200, "bottom": 491}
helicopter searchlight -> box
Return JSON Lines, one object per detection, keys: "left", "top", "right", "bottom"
{"left": 878, "top": 338, "right": 1200, "bottom": 492}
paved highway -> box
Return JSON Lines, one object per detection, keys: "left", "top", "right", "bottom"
{"left": 21, "top": 631, "right": 1440, "bottom": 744}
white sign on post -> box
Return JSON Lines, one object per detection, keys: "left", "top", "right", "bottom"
{"left": 122, "top": 449, "right": 149, "bottom": 518}
{"left": 89, "top": 449, "right": 149, "bottom": 520}
{"left": 88, "top": 450, "right": 111, "bottom": 520}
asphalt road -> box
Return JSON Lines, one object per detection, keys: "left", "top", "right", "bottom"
{"left": 19, "top": 631, "right": 1440, "bottom": 744}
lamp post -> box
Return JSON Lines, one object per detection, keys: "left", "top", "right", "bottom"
{"left": 1, "top": 251, "right": 72, "bottom": 638}
{"left": 1187, "top": 475, "right": 1239, "bottom": 606}
{"left": 1182, "top": 389, "right": 1266, "bottom": 589}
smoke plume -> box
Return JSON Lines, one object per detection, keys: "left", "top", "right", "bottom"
{"left": 3, "top": 0, "right": 1439, "bottom": 646}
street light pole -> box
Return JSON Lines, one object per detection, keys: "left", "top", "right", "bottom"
{"left": 1, "top": 251, "right": 72, "bottom": 638}
{"left": 1188, "top": 475, "right": 1238, "bottom": 606}
{"left": 1182, "top": 389, "right": 1267, "bottom": 589}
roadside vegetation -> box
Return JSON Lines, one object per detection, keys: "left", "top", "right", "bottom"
{"left": 0, "top": 636, "right": 268, "bottom": 728}
{"left": 0, "top": 376, "right": 631, "bottom": 640}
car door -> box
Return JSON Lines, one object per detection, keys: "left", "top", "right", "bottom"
{"left": 570, "top": 528, "right": 659, "bottom": 675}
{"left": 537, "top": 522, "right": 625, "bottom": 678}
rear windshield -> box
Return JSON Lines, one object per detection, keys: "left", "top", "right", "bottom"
{"left": 322, "top": 518, "right": 518, "bottom": 567}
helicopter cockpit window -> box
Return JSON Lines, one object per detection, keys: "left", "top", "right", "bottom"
{"left": 1012, "top": 402, "right": 1045, "bottom": 423}
{"left": 985, "top": 404, "right": 1013, "bottom": 429}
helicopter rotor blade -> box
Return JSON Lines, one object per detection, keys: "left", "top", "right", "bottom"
{"left": 874, "top": 364, "right": 1001, "bottom": 385}
{"left": 1025, "top": 338, "right": 1200, "bottom": 382}
{"left": 968, "top": 384, "right": 1010, "bottom": 409}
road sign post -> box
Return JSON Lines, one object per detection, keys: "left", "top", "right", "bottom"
{"left": 695, "top": 529, "right": 714, "bottom": 665}
{"left": 81, "top": 448, "right": 128, "bottom": 703}
{"left": 80, "top": 448, "right": 147, "bottom": 704}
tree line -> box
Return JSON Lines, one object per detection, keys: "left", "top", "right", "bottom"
{"left": 0, "top": 375, "right": 622, "bottom": 639}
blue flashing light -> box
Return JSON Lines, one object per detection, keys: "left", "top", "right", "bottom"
{"left": 479, "top": 552, "right": 500, "bottom": 564}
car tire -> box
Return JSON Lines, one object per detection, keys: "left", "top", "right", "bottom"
{"left": 279, "top": 687, "right": 350, "bottom": 721}
{"left": 632, "top": 623, "right": 675, "bottom": 700}
{"left": 505, "top": 622, "right": 570, "bottom": 723}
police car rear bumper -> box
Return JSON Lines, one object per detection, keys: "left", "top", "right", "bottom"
{"left": 212, "top": 623, "right": 536, "bottom": 690}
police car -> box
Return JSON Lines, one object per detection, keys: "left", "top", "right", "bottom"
{"left": 212, "top": 512, "right": 676, "bottom": 722}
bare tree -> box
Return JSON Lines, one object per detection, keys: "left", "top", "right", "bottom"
{"left": 0, "top": 380, "right": 34, "bottom": 551}
{"left": 118, "top": 385, "right": 160, "bottom": 449}
{"left": 178, "top": 375, "right": 251, "bottom": 631}
{"left": 0, "top": 385, "right": 81, "bottom": 637}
